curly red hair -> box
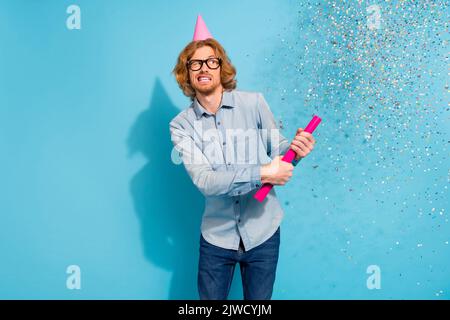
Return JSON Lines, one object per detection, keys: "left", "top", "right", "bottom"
{"left": 172, "top": 38, "right": 237, "bottom": 100}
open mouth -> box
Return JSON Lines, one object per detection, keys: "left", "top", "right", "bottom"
{"left": 197, "top": 75, "right": 212, "bottom": 84}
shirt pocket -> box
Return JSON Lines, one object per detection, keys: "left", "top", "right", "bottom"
{"left": 200, "top": 130, "right": 225, "bottom": 170}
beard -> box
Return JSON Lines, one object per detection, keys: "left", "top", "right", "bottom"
{"left": 193, "top": 81, "right": 220, "bottom": 96}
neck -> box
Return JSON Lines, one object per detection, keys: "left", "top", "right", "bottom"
{"left": 195, "top": 86, "right": 224, "bottom": 114}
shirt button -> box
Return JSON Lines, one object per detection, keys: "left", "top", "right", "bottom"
{"left": 217, "top": 121, "right": 221, "bottom": 125}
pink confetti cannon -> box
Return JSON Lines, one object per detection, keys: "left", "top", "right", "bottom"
{"left": 254, "top": 115, "right": 322, "bottom": 202}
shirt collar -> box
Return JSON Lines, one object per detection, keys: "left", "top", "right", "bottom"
{"left": 193, "top": 90, "right": 235, "bottom": 120}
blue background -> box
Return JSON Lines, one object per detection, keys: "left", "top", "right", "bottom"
{"left": 0, "top": 0, "right": 448, "bottom": 299}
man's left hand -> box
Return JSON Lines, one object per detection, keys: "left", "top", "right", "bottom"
{"left": 290, "top": 128, "right": 316, "bottom": 161}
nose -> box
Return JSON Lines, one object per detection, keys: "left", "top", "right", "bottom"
{"left": 200, "top": 61, "right": 210, "bottom": 72}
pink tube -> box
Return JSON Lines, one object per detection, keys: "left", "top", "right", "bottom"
{"left": 254, "top": 115, "right": 322, "bottom": 202}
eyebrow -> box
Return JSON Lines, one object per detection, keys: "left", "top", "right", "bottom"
{"left": 191, "top": 55, "right": 216, "bottom": 60}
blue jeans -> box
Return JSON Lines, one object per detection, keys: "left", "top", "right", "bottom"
{"left": 198, "top": 227, "right": 280, "bottom": 300}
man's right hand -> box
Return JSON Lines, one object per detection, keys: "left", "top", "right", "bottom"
{"left": 260, "top": 156, "right": 294, "bottom": 186}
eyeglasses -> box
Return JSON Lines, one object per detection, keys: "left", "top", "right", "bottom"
{"left": 186, "top": 57, "right": 222, "bottom": 71}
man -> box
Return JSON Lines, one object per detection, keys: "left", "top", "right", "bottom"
{"left": 170, "top": 17, "right": 315, "bottom": 300}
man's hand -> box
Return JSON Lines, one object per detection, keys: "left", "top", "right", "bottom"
{"left": 260, "top": 156, "right": 294, "bottom": 186}
{"left": 290, "top": 128, "right": 316, "bottom": 161}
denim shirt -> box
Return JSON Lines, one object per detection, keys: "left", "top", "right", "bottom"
{"left": 169, "top": 90, "right": 298, "bottom": 251}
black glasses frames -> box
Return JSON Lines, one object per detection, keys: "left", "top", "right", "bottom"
{"left": 186, "top": 58, "right": 222, "bottom": 71}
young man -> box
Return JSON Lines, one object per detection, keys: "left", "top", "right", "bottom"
{"left": 170, "top": 19, "right": 315, "bottom": 300}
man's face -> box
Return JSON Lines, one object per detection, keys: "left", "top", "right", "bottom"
{"left": 188, "top": 46, "right": 223, "bottom": 96}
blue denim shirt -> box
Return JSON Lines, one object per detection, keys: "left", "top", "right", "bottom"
{"left": 169, "top": 90, "right": 298, "bottom": 251}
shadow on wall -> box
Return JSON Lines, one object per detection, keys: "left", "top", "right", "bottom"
{"left": 127, "top": 78, "right": 204, "bottom": 299}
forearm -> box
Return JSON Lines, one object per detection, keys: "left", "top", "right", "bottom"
{"left": 189, "top": 164, "right": 262, "bottom": 197}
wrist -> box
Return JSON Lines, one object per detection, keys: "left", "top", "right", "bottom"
{"left": 260, "top": 164, "right": 271, "bottom": 184}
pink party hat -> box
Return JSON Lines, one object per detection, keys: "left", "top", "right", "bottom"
{"left": 193, "top": 15, "right": 213, "bottom": 41}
